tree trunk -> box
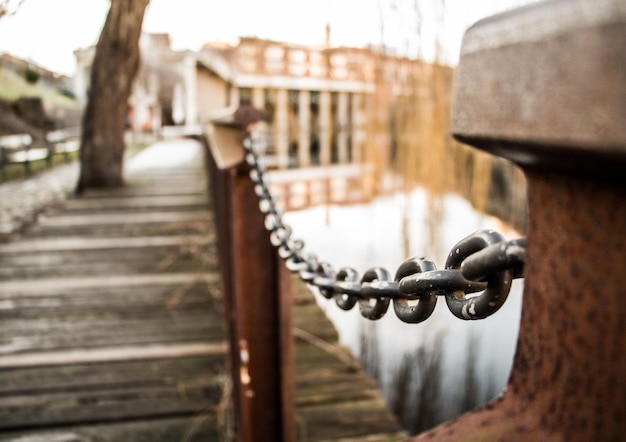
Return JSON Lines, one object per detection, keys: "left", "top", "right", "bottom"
{"left": 76, "top": 0, "right": 150, "bottom": 193}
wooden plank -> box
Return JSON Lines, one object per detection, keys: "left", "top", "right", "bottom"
{"left": 25, "top": 218, "right": 212, "bottom": 239}
{"left": 0, "top": 248, "right": 217, "bottom": 279}
{"left": 0, "top": 283, "right": 211, "bottom": 309}
{"left": 0, "top": 234, "right": 214, "bottom": 254}
{"left": 292, "top": 277, "right": 407, "bottom": 441}
{"left": 2, "top": 308, "right": 221, "bottom": 332}
{"left": 0, "top": 321, "right": 225, "bottom": 354}
{"left": 0, "top": 381, "right": 221, "bottom": 430}
{"left": 2, "top": 305, "right": 220, "bottom": 327}
{"left": 0, "top": 416, "right": 222, "bottom": 442}
{"left": 0, "top": 283, "right": 216, "bottom": 317}
{"left": 78, "top": 182, "right": 207, "bottom": 199}
{"left": 205, "top": 123, "right": 245, "bottom": 170}
{"left": 0, "top": 355, "right": 223, "bottom": 394}
{"left": 38, "top": 210, "right": 211, "bottom": 227}
{"left": 297, "top": 399, "right": 407, "bottom": 441}
{"left": 62, "top": 194, "right": 208, "bottom": 212}
{"left": 0, "top": 273, "right": 217, "bottom": 295}
{"left": 0, "top": 342, "right": 227, "bottom": 369}
{"left": 294, "top": 304, "right": 342, "bottom": 341}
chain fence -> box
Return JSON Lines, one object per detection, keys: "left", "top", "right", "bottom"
{"left": 243, "top": 132, "right": 526, "bottom": 323}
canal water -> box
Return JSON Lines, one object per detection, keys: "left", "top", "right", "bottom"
{"left": 283, "top": 187, "right": 523, "bottom": 434}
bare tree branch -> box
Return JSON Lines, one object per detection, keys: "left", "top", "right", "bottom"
{"left": 0, "top": 0, "right": 25, "bottom": 21}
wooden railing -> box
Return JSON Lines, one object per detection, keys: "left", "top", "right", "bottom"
{"left": 0, "top": 128, "right": 80, "bottom": 181}
{"left": 203, "top": 120, "right": 296, "bottom": 442}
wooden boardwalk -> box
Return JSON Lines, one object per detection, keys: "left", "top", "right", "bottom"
{"left": 292, "top": 281, "right": 408, "bottom": 442}
{"left": 0, "top": 139, "right": 406, "bottom": 441}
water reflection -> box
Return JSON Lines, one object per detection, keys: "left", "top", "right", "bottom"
{"left": 284, "top": 188, "right": 523, "bottom": 434}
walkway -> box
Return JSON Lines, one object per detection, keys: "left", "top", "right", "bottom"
{"left": 0, "top": 138, "right": 406, "bottom": 441}
{"left": 0, "top": 139, "right": 224, "bottom": 441}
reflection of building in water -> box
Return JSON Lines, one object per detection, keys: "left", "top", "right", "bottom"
{"left": 74, "top": 33, "right": 420, "bottom": 170}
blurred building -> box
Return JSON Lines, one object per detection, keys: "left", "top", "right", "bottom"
{"left": 74, "top": 33, "right": 188, "bottom": 133}
{"left": 198, "top": 36, "right": 379, "bottom": 169}
{"left": 74, "top": 32, "right": 421, "bottom": 170}
{"left": 74, "top": 31, "right": 525, "bottom": 229}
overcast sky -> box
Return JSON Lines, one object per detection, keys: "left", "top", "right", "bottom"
{"left": 0, "top": 0, "right": 534, "bottom": 75}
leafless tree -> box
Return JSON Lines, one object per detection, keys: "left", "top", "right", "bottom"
{"left": 0, "top": 0, "right": 24, "bottom": 20}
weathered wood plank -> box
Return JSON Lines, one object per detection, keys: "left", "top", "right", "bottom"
{"left": 0, "top": 246, "right": 218, "bottom": 279}
{"left": 0, "top": 381, "right": 221, "bottom": 430}
{"left": 0, "top": 343, "right": 227, "bottom": 369}
{"left": 292, "top": 277, "right": 407, "bottom": 441}
{"left": 62, "top": 194, "right": 209, "bottom": 212}
{"left": 295, "top": 304, "right": 342, "bottom": 341}
{"left": 0, "top": 283, "right": 218, "bottom": 316}
{"left": 2, "top": 309, "right": 222, "bottom": 333}
{"left": 0, "top": 234, "right": 214, "bottom": 254}
{"left": 0, "top": 284, "right": 219, "bottom": 321}
{"left": 0, "top": 416, "right": 222, "bottom": 442}
{"left": 298, "top": 399, "right": 407, "bottom": 441}
{"left": 0, "top": 323, "right": 225, "bottom": 354}
{"left": 25, "top": 218, "right": 213, "bottom": 239}
{"left": 37, "top": 210, "right": 211, "bottom": 228}
{"left": 0, "top": 273, "right": 217, "bottom": 295}
{"left": 0, "top": 355, "right": 223, "bottom": 394}
{"left": 76, "top": 182, "right": 208, "bottom": 201}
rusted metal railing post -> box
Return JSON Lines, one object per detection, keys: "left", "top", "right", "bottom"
{"left": 415, "top": 1, "right": 626, "bottom": 440}
{"left": 204, "top": 121, "right": 295, "bottom": 442}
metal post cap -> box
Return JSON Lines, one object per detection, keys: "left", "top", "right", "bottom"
{"left": 452, "top": 0, "right": 626, "bottom": 176}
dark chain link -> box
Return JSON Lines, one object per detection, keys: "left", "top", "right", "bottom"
{"left": 243, "top": 133, "right": 526, "bottom": 323}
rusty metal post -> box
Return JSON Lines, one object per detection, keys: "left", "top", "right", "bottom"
{"left": 204, "top": 122, "right": 295, "bottom": 442}
{"left": 415, "top": 0, "right": 626, "bottom": 440}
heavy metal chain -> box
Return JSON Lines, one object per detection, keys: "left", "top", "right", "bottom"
{"left": 243, "top": 132, "right": 526, "bottom": 323}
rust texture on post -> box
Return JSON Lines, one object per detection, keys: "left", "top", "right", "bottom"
{"left": 278, "top": 258, "right": 296, "bottom": 441}
{"left": 205, "top": 134, "right": 244, "bottom": 437}
{"left": 232, "top": 164, "right": 282, "bottom": 440}
{"left": 204, "top": 122, "right": 295, "bottom": 442}
{"left": 416, "top": 0, "right": 626, "bottom": 440}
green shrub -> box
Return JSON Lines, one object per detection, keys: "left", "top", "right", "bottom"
{"left": 22, "top": 67, "right": 40, "bottom": 84}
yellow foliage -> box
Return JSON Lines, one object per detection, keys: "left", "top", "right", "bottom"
{"left": 363, "top": 56, "right": 527, "bottom": 257}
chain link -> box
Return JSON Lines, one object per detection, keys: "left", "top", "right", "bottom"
{"left": 243, "top": 132, "right": 526, "bottom": 323}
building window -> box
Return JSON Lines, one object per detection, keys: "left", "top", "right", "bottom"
{"left": 226, "top": 84, "right": 232, "bottom": 107}
{"left": 288, "top": 90, "right": 299, "bottom": 114}
{"left": 310, "top": 91, "right": 320, "bottom": 115}
{"left": 239, "top": 87, "right": 252, "bottom": 105}
{"left": 264, "top": 89, "right": 275, "bottom": 124}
